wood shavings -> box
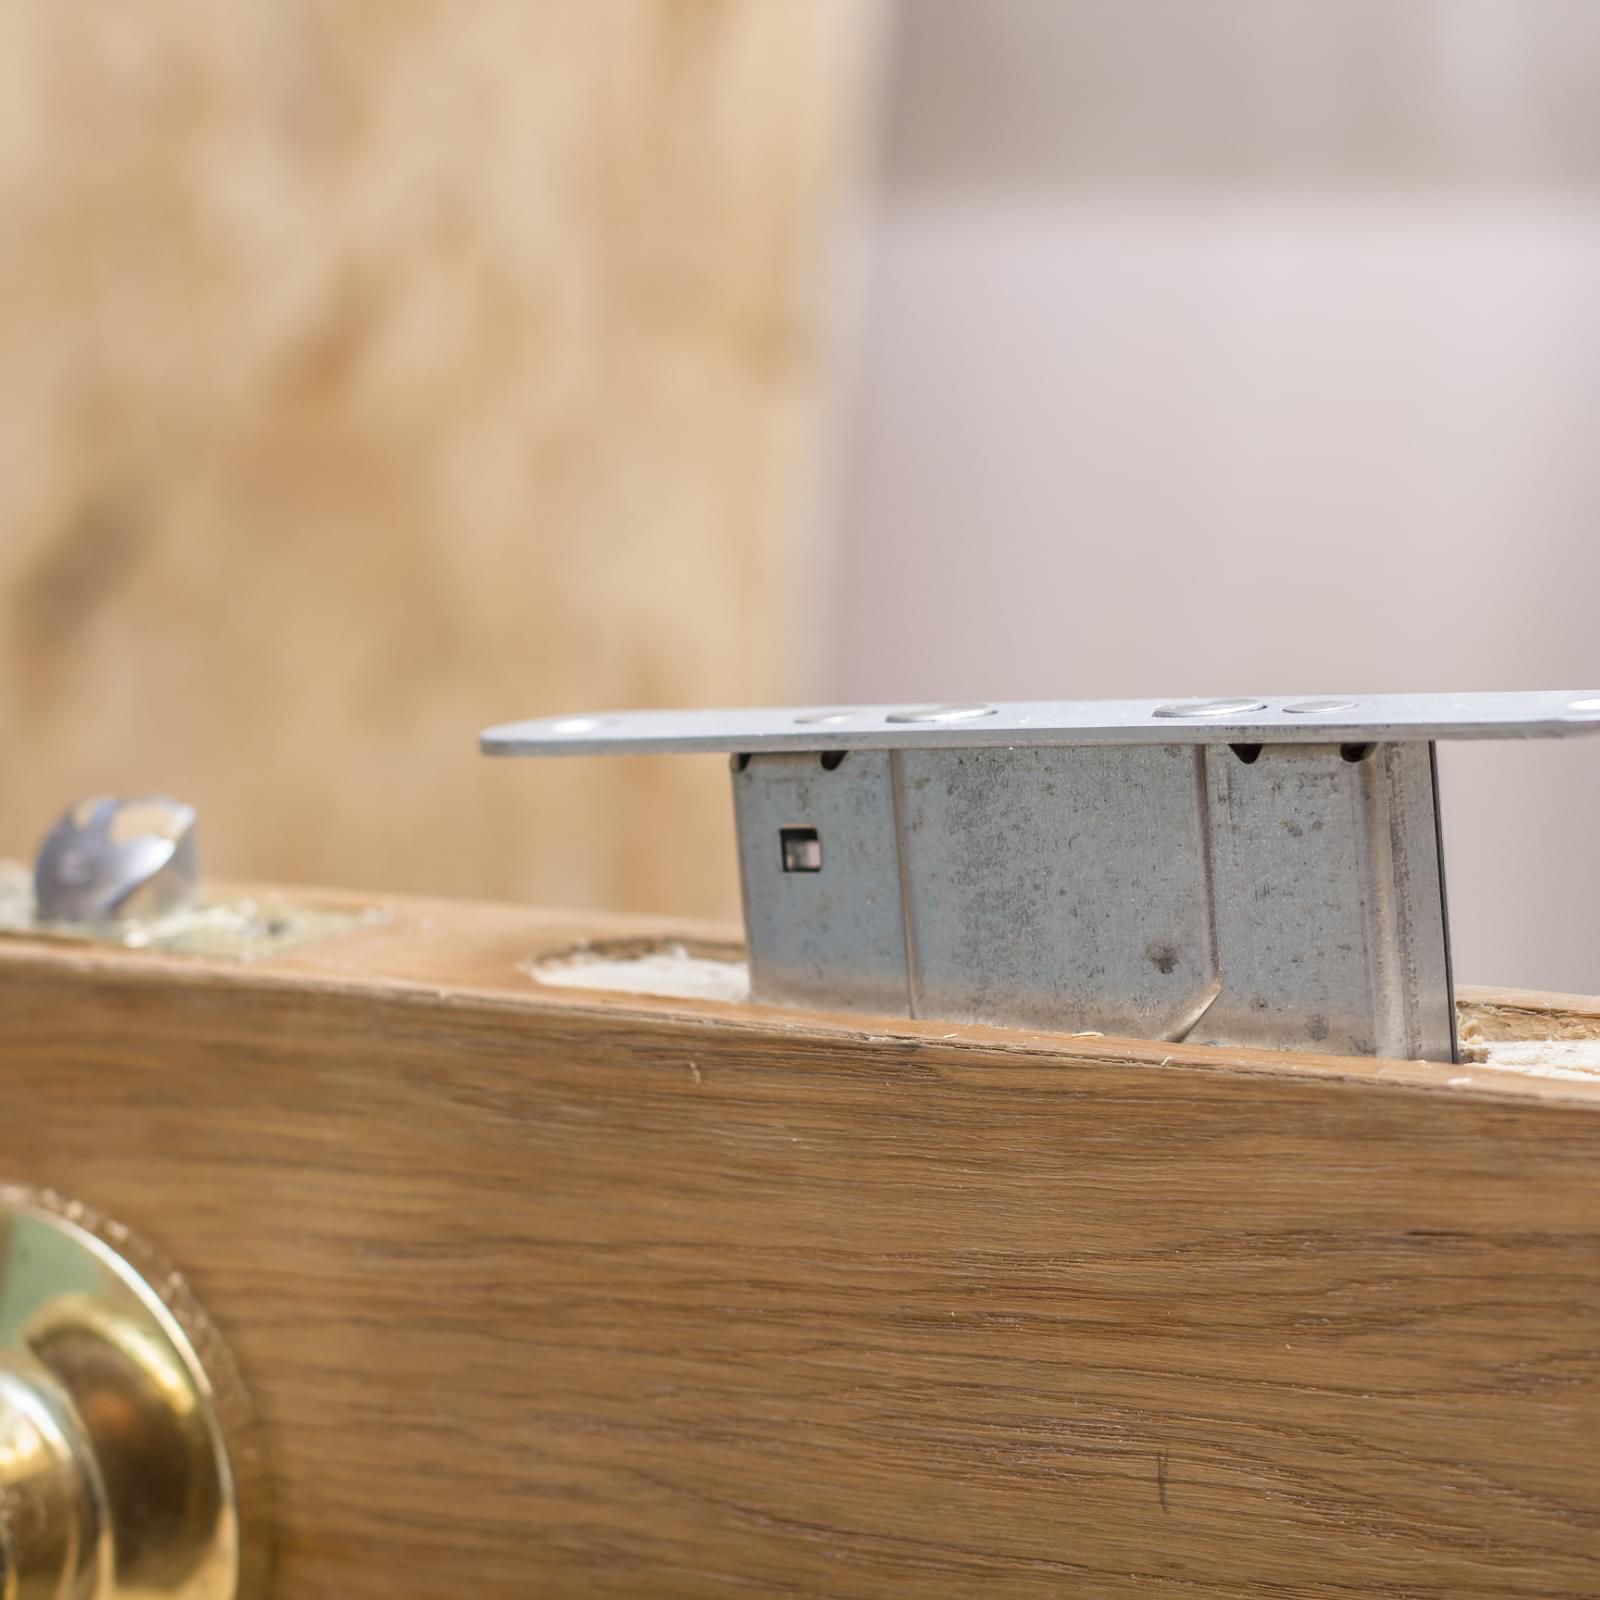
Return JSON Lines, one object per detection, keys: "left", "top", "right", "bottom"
{"left": 531, "top": 941, "right": 750, "bottom": 1004}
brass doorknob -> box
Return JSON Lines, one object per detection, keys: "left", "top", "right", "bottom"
{"left": 0, "top": 1188, "right": 268, "bottom": 1599}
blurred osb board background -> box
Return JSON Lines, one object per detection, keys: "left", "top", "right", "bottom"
{"left": 0, "top": 1, "right": 873, "bottom": 919}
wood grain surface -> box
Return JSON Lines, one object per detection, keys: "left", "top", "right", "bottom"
{"left": 2, "top": 890, "right": 1599, "bottom": 1596}
{"left": 0, "top": 0, "right": 872, "bottom": 920}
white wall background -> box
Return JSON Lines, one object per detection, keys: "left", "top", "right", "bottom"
{"left": 831, "top": 0, "right": 1600, "bottom": 993}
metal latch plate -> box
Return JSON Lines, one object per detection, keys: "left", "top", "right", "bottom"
{"left": 483, "top": 690, "right": 1600, "bottom": 757}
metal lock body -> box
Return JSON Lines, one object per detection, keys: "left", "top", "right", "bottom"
{"left": 732, "top": 739, "right": 1452, "bottom": 1060}
{"left": 483, "top": 690, "right": 1600, "bottom": 1062}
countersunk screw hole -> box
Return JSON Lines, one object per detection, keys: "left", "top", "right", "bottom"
{"left": 1340, "top": 742, "right": 1375, "bottom": 763}
{"left": 819, "top": 750, "right": 847, "bottom": 771}
{"left": 1230, "top": 743, "right": 1263, "bottom": 765}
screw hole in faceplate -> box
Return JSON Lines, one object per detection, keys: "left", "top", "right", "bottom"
{"left": 1340, "top": 743, "right": 1376, "bottom": 763}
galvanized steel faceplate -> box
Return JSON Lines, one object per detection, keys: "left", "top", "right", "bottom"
{"left": 483, "top": 692, "right": 1600, "bottom": 1062}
